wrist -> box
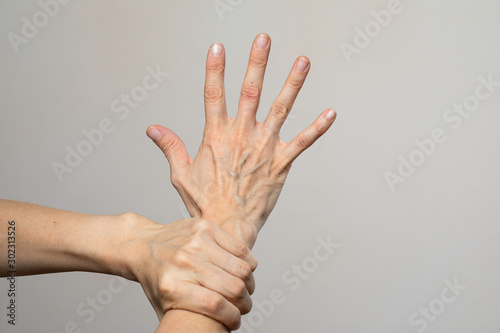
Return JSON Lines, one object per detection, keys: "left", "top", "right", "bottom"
{"left": 80, "top": 212, "right": 153, "bottom": 281}
{"left": 200, "top": 210, "right": 259, "bottom": 248}
{"left": 201, "top": 204, "right": 264, "bottom": 248}
{"left": 218, "top": 217, "right": 258, "bottom": 248}
{"left": 104, "top": 212, "right": 159, "bottom": 281}
{"left": 158, "top": 310, "right": 230, "bottom": 333}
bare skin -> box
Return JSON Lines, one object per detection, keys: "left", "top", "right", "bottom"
{"left": 0, "top": 199, "right": 257, "bottom": 329}
{"left": 148, "top": 33, "right": 337, "bottom": 332}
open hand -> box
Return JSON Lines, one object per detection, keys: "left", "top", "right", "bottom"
{"left": 147, "top": 33, "right": 336, "bottom": 247}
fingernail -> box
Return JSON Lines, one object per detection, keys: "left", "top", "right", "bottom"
{"left": 256, "top": 34, "right": 269, "bottom": 50}
{"left": 297, "top": 58, "right": 309, "bottom": 72}
{"left": 325, "top": 109, "right": 336, "bottom": 120}
{"left": 211, "top": 43, "right": 223, "bottom": 56}
{"left": 147, "top": 127, "right": 162, "bottom": 142}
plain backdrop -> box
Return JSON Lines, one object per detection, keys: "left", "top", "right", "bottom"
{"left": 1, "top": 0, "right": 499, "bottom": 332}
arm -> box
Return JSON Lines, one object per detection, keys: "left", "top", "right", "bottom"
{"left": 149, "top": 33, "right": 336, "bottom": 332}
{"left": 0, "top": 199, "right": 130, "bottom": 277}
{"left": 0, "top": 199, "right": 257, "bottom": 329}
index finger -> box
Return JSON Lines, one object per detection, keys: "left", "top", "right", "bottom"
{"left": 204, "top": 43, "right": 228, "bottom": 127}
{"left": 210, "top": 223, "right": 258, "bottom": 272}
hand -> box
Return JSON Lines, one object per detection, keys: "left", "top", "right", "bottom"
{"left": 118, "top": 213, "right": 257, "bottom": 330}
{"left": 147, "top": 33, "right": 337, "bottom": 246}
{"left": 0, "top": 200, "right": 255, "bottom": 330}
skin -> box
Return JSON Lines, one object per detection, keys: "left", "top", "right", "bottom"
{"left": 148, "top": 33, "right": 337, "bottom": 332}
{"left": 0, "top": 199, "right": 257, "bottom": 329}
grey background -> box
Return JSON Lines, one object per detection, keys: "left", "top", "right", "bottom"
{"left": 1, "top": 0, "right": 499, "bottom": 332}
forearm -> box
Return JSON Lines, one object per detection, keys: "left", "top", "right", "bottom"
{"left": 0, "top": 199, "right": 133, "bottom": 278}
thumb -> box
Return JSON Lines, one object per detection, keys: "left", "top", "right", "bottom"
{"left": 146, "top": 125, "right": 191, "bottom": 172}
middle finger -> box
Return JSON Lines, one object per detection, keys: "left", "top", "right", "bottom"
{"left": 235, "top": 33, "right": 271, "bottom": 128}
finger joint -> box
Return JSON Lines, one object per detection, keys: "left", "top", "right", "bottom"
{"left": 204, "top": 85, "right": 224, "bottom": 105}
{"left": 270, "top": 101, "right": 289, "bottom": 119}
{"left": 240, "top": 83, "right": 261, "bottom": 103}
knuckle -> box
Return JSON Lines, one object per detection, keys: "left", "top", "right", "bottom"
{"left": 255, "top": 127, "right": 275, "bottom": 147}
{"left": 251, "top": 255, "right": 258, "bottom": 270}
{"left": 234, "top": 240, "right": 249, "bottom": 258}
{"left": 249, "top": 257, "right": 258, "bottom": 271}
{"left": 240, "top": 83, "right": 261, "bottom": 102}
{"left": 201, "top": 293, "right": 224, "bottom": 314}
{"left": 172, "top": 250, "right": 192, "bottom": 268}
{"left": 249, "top": 56, "right": 267, "bottom": 69}
{"left": 295, "top": 133, "right": 311, "bottom": 151}
{"left": 314, "top": 121, "right": 328, "bottom": 135}
{"left": 158, "top": 275, "right": 175, "bottom": 296}
{"left": 235, "top": 261, "right": 252, "bottom": 279}
{"left": 161, "top": 137, "right": 182, "bottom": 156}
{"left": 204, "top": 85, "right": 224, "bottom": 104}
{"left": 159, "top": 281, "right": 185, "bottom": 312}
{"left": 270, "top": 101, "right": 289, "bottom": 119}
{"left": 203, "top": 127, "right": 224, "bottom": 146}
{"left": 187, "top": 237, "right": 203, "bottom": 253}
{"left": 228, "top": 278, "right": 246, "bottom": 299}
{"left": 287, "top": 76, "right": 304, "bottom": 89}
{"left": 207, "top": 61, "right": 225, "bottom": 75}
{"left": 234, "top": 260, "right": 252, "bottom": 280}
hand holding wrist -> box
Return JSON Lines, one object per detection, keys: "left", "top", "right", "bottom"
{"left": 114, "top": 213, "right": 257, "bottom": 329}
